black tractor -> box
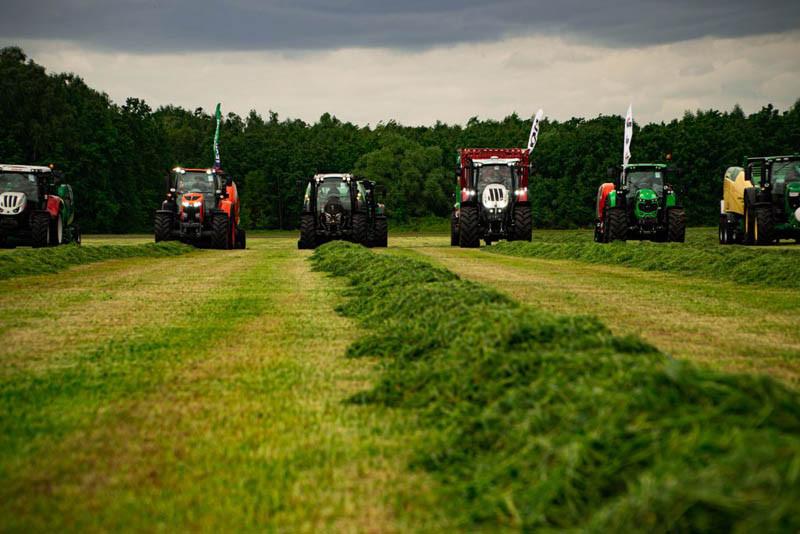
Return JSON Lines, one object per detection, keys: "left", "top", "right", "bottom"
{"left": 298, "top": 173, "right": 388, "bottom": 249}
{"left": 0, "top": 164, "right": 80, "bottom": 248}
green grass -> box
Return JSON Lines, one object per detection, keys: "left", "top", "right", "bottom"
{"left": 488, "top": 237, "right": 800, "bottom": 288}
{"left": 0, "top": 242, "right": 193, "bottom": 281}
{"left": 312, "top": 241, "right": 800, "bottom": 531}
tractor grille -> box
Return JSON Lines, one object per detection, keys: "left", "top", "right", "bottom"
{"left": 0, "top": 192, "right": 26, "bottom": 215}
{"left": 639, "top": 199, "right": 658, "bottom": 213}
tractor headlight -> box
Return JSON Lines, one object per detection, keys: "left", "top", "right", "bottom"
{"left": 795, "top": 207, "right": 800, "bottom": 222}
{"left": 181, "top": 201, "right": 190, "bottom": 208}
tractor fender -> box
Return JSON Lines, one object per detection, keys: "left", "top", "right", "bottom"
{"left": 45, "top": 195, "right": 63, "bottom": 219}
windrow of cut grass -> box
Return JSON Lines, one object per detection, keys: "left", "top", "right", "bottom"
{"left": 311, "top": 241, "right": 800, "bottom": 531}
{"left": 0, "top": 242, "right": 193, "bottom": 281}
{"left": 488, "top": 239, "right": 800, "bottom": 288}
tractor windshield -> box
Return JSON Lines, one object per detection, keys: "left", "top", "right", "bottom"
{"left": 317, "top": 179, "right": 351, "bottom": 212}
{"left": 627, "top": 169, "right": 664, "bottom": 195}
{"left": 476, "top": 165, "right": 514, "bottom": 192}
{"left": 772, "top": 161, "right": 800, "bottom": 184}
{"left": 0, "top": 173, "right": 38, "bottom": 197}
{"left": 176, "top": 172, "right": 216, "bottom": 194}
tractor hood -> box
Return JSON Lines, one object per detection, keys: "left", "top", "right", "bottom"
{"left": 634, "top": 189, "right": 659, "bottom": 219}
{"left": 0, "top": 192, "right": 27, "bottom": 215}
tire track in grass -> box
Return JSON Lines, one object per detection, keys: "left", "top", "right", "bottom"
{"left": 0, "top": 238, "right": 452, "bottom": 532}
{"left": 390, "top": 237, "right": 800, "bottom": 385}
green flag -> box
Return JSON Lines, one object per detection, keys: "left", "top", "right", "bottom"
{"left": 213, "top": 103, "right": 221, "bottom": 169}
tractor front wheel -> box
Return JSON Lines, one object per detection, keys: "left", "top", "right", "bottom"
{"left": 154, "top": 212, "right": 172, "bottom": 242}
{"left": 31, "top": 212, "right": 50, "bottom": 248}
{"left": 754, "top": 206, "right": 774, "bottom": 246}
{"left": 211, "top": 212, "right": 231, "bottom": 249}
{"left": 512, "top": 205, "right": 532, "bottom": 241}
{"left": 605, "top": 208, "right": 627, "bottom": 242}
{"left": 458, "top": 206, "right": 480, "bottom": 248}
{"left": 298, "top": 213, "right": 316, "bottom": 249}
{"left": 450, "top": 212, "right": 459, "bottom": 246}
{"left": 667, "top": 208, "right": 686, "bottom": 243}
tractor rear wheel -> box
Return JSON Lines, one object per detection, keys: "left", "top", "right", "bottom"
{"left": 667, "top": 208, "right": 686, "bottom": 243}
{"left": 374, "top": 217, "right": 388, "bottom": 248}
{"left": 211, "top": 212, "right": 231, "bottom": 249}
{"left": 352, "top": 213, "right": 367, "bottom": 244}
{"left": 450, "top": 212, "right": 459, "bottom": 246}
{"left": 154, "top": 212, "right": 172, "bottom": 242}
{"left": 458, "top": 206, "right": 480, "bottom": 248}
{"left": 605, "top": 208, "right": 627, "bottom": 242}
{"left": 298, "top": 213, "right": 316, "bottom": 249}
{"left": 31, "top": 212, "right": 50, "bottom": 248}
{"left": 512, "top": 205, "right": 532, "bottom": 241}
{"left": 754, "top": 206, "right": 774, "bottom": 246}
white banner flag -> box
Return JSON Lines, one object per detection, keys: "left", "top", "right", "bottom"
{"left": 527, "top": 108, "right": 544, "bottom": 154}
{"left": 623, "top": 104, "right": 633, "bottom": 167}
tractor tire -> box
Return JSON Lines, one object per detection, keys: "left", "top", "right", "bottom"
{"left": 450, "top": 212, "right": 459, "bottom": 247}
{"left": 50, "top": 214, "right": 63, "bottom": 246}
{"left": 512, "top": 205, "right": 532, "bottom": 241}
{"left": 154, "top": 212, "right": 172, "bottom": 243}
{"left": 753, "top": 206, "right": 774, "bottom": 246}
{"left": 605, "top": 208, "right": 627, "bottom": 242}
{"left": 718, "top": 215, "right": 728, "bottom": 245}
{"left": 211, "top": 212, "right": 231, "bottom": 250}
{"left": 298, "top": 214, "right": 316, "bottom": 249}
{"left": 458, "top": 206, "right": 480, "bottom": 248}
{"left": 667, "top": 208, "right": 686, "bottom": 243}
{"left": 236, "top": 228, "right": 247, "bottom": 249}
{"left": 352, "top": 213, "right": 367, "bottom": 245}
{"left": 31, "top": 212, "right": 50, "bottom": 248}
{"left": 374, "top": 217, "right": 388, "bottom": 248}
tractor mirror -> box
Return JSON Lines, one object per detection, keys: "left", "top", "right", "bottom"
{"left": 607, "top": 166, "right": 618, "bottom": 179}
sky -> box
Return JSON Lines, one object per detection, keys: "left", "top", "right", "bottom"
{"left": 3, "top": 1, "right": 800, "bottom": 126}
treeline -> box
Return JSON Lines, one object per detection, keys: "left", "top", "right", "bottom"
{"left": 1, "top": 46, "right": 799, "bottom": 232}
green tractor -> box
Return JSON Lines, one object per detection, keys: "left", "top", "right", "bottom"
{"left": 719, "top": 155, "right": 800, "bottom": 245}
{"left": 595, "top": 163, "right": 686, "bottom": 243}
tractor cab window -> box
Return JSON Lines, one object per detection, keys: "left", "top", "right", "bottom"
{"left": 176, "top": 172, "right": 215, "bottom": 194}
{"left": 317, "top": 178, "right": 351, "bottom": 212}
{"left": 626, "top": 169, "right": 664, "bottom": 196}
{"left": 475, "top": 165, "right": 513, "bottom": 192}
{"left": 0, "top": 173, "right": 39, "bottom": 197}
{"left": 771, "top": 161, "right": 800, "bottom": 185}
{"left": 356, "top": 181, "right": 368, "bottom": 207}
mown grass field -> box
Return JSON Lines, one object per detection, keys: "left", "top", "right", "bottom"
{"left": 1, "top": 229, "right": 798, "bottom": 531}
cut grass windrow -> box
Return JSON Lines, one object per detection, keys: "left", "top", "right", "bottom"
{"left": 0, "top": 242, "right": 194, "bottom": 281}
{"left": 488, "top": 240, "right": 800, "bottom": 288}
{"left": 311, "top": 241, "right": 800, "bottom": 531}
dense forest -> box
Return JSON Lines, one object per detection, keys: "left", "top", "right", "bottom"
{"left": 1, "top": 46, "right": 798, "bottom": 232}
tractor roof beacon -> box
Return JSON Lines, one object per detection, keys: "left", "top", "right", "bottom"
{"left": 0, "top": 163, "right": 80, "bottom": 248}
{"left": 594, "top": 107, "right": 685, "bottom": 244}
{"left": 719, "top": 154, "right": 800, "bottom": 245}
{"left": 451, "top": 109, "right": 542, "bottom": 248}
{"left": 297, "top": 173, "right": 388, "bottom": 249}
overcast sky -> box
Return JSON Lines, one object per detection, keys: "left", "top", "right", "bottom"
{"left": 4, "top": 1, "right": 800, "bottom": 125}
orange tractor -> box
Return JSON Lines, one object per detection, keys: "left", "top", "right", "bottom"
{"left": 154, "top": 167, "right": 245, "bottom": 249}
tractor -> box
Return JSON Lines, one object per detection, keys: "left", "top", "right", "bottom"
{"left": 719, "top": 155, "right": 800, "bottom": 245}
{"left": 595, "top": 163, "right": 686, "bottom": 243}
{"left": 451, "top": 110, "right": 541, "bottom": 248}
{"left": 297, "top": 173, "right": 388, "bottom": 249}
{"left": 154, "top": 167, "right": 245, "bottom": 249}
{"left": 0, "top": 164, "right": 80, "bottom": 248}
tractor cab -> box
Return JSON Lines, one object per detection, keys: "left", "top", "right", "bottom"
{"left": 746, "top": 156, "right": 800, "bottom": 218}
{"left": 0, "top": 165, "right": 55, "bottom": 214}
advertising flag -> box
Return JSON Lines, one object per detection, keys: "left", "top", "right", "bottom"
{"left": 527, "top": 108, "right": 544, "bottom": 154}
{"left": 623, "top": 104, "right": 633, "bottom": 167}
{"left": 213, "top": 103, "right": 222, "bottom": 169}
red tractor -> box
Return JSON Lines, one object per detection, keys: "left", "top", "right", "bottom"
{"left": 154, "top": 167, "right": 245, "bottom": 249}
{"left": 451, "top": 148, "right": 533, "bottom": 247}
{"left": 451, "top": 110, "right": 542, "bottom": 247}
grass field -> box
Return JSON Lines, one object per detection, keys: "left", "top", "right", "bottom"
{"left": 1, "top": 229, "right": 798, "bottom": 530}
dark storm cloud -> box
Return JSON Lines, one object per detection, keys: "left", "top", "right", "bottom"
{"left": 2, "top": 0, "right": 799, "bottom": 51}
